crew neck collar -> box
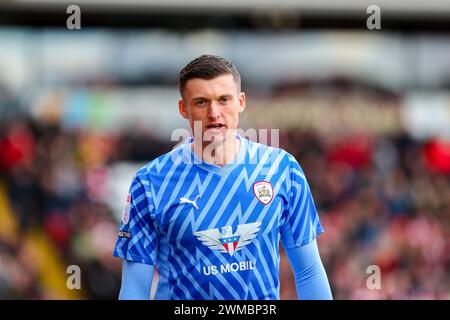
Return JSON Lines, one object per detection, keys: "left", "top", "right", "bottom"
{"left": 183, "top": 134, "right": 246, "bottom": 176}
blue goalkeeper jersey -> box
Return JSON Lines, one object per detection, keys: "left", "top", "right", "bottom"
{"left": 113, "top": 135, "right": 323, "bottom": 300}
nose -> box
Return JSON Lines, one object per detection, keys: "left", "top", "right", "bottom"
{"left": 207, "top": 101, "right": 220, "bottom": 120}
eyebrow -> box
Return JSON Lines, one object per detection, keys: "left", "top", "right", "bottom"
{"left": 191, "top": 94, "right": 234, "bottom": 101}
{"left": 191, "top": 97, "right": 209, "bottom": 103}
{"left": 218, "top": 94, "right": 233, "bottom": 99}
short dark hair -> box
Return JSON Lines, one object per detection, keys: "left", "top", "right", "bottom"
{"left": 178, "top": 54, "right": 241, "bottom": 97}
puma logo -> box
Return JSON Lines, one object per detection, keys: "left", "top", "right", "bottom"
{"left": 180, "top": 195, "right": 201, "bottom": 210}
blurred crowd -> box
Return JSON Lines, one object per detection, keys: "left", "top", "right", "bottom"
{"left": 0, "top": 115, "right": 172, "bottom": 299}
{"left": 281, "top": 129, "right": 450, "bottom": 299}
{"left": 0, "top": 110, "right": 449, "bottom": 299}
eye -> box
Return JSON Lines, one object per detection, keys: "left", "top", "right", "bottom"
{"left": 195, "top": 99, "right": 207, "bottom": 107}
{"left": 220, "top": 97, "right": 230, "bottom": 104}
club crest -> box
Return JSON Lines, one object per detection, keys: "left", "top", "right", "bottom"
{"left": 253, "top": 181, "right": 274, "bottom": 205}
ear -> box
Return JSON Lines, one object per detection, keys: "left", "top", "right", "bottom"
{"left": 238, "top": 92, "right": 246, "bottom": 113}
{"left": 179, "top": 99, "right": 189, "bottom": 119}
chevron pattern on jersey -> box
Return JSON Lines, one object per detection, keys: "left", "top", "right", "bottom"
{"left": 114, "top": 135, "right": 323, "bottom": 299}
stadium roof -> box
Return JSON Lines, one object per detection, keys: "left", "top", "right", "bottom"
{"left": 2, "top": 0, "right": 450, "bottom": 16}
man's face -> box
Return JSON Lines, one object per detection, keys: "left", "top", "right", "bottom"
{"left": 179, "top": 73, "right": 246, "bottom": 145}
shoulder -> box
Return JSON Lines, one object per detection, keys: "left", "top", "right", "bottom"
{"left": 244, "top": 138, "right": 309, "bottom": 187}
{"left": 132, "top": 142, "right": 190, "bottom": 183}
{"left": 244, "top": 137, "right": 299, "bottom": 169}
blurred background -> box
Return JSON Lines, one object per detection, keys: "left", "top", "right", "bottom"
{"left": 0, "top": 0, "right": 449, "bottom": 300}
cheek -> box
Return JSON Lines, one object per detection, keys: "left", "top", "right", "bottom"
{"left": 227, "top": 107, "right": 240, "bottom": 121}
{"left": 189, "top": 109, "right": 208, "bottom": 124}
{"left": 223, "top": 113, "right": 239, "bottom": 128}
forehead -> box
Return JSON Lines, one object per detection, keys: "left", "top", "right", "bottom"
{"left": 183, "top": 73, "right": 239, "bottom": 99}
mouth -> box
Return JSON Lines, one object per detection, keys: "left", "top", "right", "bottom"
{"left": 206, "top": 124, "right": 225, "bottom": 129}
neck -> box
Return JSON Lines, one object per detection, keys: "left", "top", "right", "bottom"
{"left": 192, "top": 135, "right": 240, "bottom": 167}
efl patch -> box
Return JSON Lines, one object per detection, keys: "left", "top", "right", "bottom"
{"left": 119, "top": 231, "right": 131, "bottom": 239}
{"left": 121, "top": 193, "right": 131, "bottom": 225}
{"left": 253, "top": 181, "right": 274, "bottom": 205}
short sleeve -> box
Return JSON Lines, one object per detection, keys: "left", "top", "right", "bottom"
{"left": 281, "top": 155, "right": 324, "bottom": 249}
{"left": 113, "top": 174, "right": 159, "bottom": 265}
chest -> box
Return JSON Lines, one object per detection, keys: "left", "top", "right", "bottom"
{"left": 156, "top": 170, "right": 290, "bottom": 248}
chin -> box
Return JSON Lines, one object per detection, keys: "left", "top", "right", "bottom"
{"left": 203, "top": 133, "right": 226, "bottom": 145}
